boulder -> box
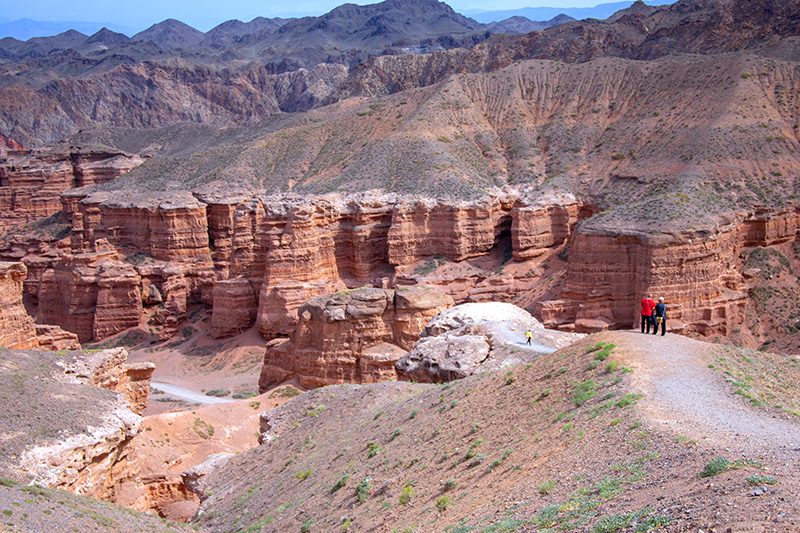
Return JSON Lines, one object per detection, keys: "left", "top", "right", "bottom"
{"left": 396, "top": 302, "right": 581, "bottom": 382}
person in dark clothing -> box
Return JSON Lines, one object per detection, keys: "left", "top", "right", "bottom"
{"left": 640, "top": 295, "right": 655, "bottom": 333}
{"left": 652, "top": 297, "right": 667, "bottom": 336}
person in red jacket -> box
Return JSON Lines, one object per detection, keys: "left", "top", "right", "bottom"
{"left": 640, "top": 295, "right": 656, "bottom": 333}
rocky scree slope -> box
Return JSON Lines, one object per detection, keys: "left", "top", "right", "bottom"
{"left": 192, "top": 332, "right": 800, "bottom": 532}
{"left": 1, "top": 0, "right": 799, "bottom": 146}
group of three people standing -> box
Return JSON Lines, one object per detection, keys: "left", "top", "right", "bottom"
{"left": 640, "top": 295, "right": 667, "bottom": 336}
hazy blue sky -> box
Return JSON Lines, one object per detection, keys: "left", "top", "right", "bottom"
{"left": 1, "top": 0, "right": 627, "bottom": 32}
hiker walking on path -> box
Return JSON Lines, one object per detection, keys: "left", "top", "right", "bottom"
{"left": 525, "top": 329, "right": 532, "bottom": 345}
{"left": 640, "top": 294, "right": 656, "bottom": 334}
{"left": 653, "top": 297, "right": 667, "bottom": 336}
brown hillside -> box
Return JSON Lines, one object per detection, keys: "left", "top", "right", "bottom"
{"left": 2, "top": 0, "right": 799, "bottom": 147}
{"left": 83, "top": 52, "right": 800, "bottom": 228}
{"left": 193, "top": 332, "right": 800, "bottom": 532}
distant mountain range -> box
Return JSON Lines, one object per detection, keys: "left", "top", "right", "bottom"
{"left": 0, "top": 18, "right": 134, "bottom": 40}
{"left": 0, "top": 1, "right": 670, "bottom": 41}
{"left": 467, "top": 0, "right": 674, "bottom": 23}
{"left": 0, "top": 0, "right": 578, "bottom": 75}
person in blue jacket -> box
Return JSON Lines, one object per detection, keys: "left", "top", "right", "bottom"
{"left": 652, "top": 297, "right": 667, "bottom": 336}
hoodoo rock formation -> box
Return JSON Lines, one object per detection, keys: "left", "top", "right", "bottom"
{"left": 259, "top": 286, "right": 454, "bottom": 389}
{"left": 0, "top": 262, "right": 38, "bottom": 349}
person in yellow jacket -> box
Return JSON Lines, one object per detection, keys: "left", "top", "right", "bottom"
{"left": 525, "top": 329, "right": 533, "bottom": 345}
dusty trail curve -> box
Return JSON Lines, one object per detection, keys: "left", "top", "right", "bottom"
{"left": 150, "top": 382, "right": 235, "bottom": 405}
{"left": 619, "top": 331, "right": 800, "bottom": 454}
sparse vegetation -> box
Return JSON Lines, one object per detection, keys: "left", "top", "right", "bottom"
{"left": 572, "top": 380, "right": 598, "bottom": 407}
{"left": 746, "top": 474, "right": 777, "bottom": 485}
{"left": 294, "top": 469, "right": 312, "bottom": 481}
{"left": 205, "top": 389, "right": 230, "bottom": 397}
{"left": 436, "top": 495, "right": 451, "bottom": 512}
{"left": 307, "top": 404, "right": 327, "bottom": 417}
{"left": 270, "top": 387, "right": 301, "bottom": 398}
{"left": 615, "top": 393, "right": 642, "bottom": 408}
{"left": 537, "top": 480, "right": 556, "bottom": 495}
{"left": 366, "top": 442, "right": 381, "bottom": 459}
{"left": 192, "top": 418, "right": 215, "bottom": 439}
{"left": 357, "top": 477, "right": 371, "bottom": 503}
{"left": 331, "top": 473, "right": 350, "bottom": 494}
{"left": 399, "top": 483, "right": 415, "bottom": 505}
{"left": 488, "top": 449, "right": 513, "bottom": 471}
{"left": 700, "top": 457, "right": 732, "bottom": 477}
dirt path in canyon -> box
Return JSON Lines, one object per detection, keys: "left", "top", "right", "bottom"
{"left": 618, "top": 331, "right": 800, "bottom": 455}
{"left": 150, "top": 381, "right": 236, "bottom": 405}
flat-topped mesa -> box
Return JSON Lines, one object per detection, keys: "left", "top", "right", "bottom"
{"left": 0, "top": 262, "right": 39, "bottom": 349}
{"left": 67, "top": 191, "right": 213, "bottom": 265}
{"left": 259, "top": 286, "right": 454, "bottom": 390}
{"left": 0, "top": 148, "right": 143, "bottom": 231}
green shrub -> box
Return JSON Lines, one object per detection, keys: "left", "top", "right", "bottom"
{"left": 746, "top": 474, "right": 777, "bottom": 485}
{"left": 357, "top": 477, "right": 371, "bottom": 503}
{"left": 205, "top": 389, "right": 230, "bottom": 397}
{"left": 295, "top": 469, "right": 312, "bottom": 481}
{"left": 367, "top": 442, "right": 381, "bottom": 459}
{"left": 572, "top": 380, "right": 598, "bottom": 407}
{"left": 409, "top": 409, "right": 419, "bottom": 420}
{"left": 537, "top": 480, "right": 556, "bottom": 495}
{"left": 700, "top": 457, "right": 731, "bottom": 478}
{"left": 331, "top": 473, "right": 349, "bottom": 493}
{"left": 389, "top": 429, "right": 402, "bottom": 441}
{"left": 465, "top": 439, "right": 483, "bottom": 460}
{"left": 615, "top": 393, "right": 642, "bottom": 408}
{"left": 436, "top": 495, "right": 451, "bottom": 512}
{"left": 488, "top": 449, "right": 513, "bottom": 471}
{"left": 399, "top": 483, "right": 414, "bottom": 505}
{"left": 443, "top": 478, "right": 457, "bottom": 491}
{"left": 301, "top": 518, "right": 314, "bottom": 533}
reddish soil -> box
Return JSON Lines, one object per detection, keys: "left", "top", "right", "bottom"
{"left": 193, "top": 331, "right": 800, "bottom": 532}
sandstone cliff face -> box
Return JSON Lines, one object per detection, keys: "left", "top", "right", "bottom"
{"left": 538, "top": 208, "right": 800, "bottom": 336}
{"left": 6, "top": 179, "right": 798, "bottom": 352}
{"left": 259, "top": 286, "right": 453, "bottom": 390}
{"left": 0, "top": 148, "right": 143, "bottom": 231}
{"left": 0, "top": 262, "right": 39, "bottom": 349}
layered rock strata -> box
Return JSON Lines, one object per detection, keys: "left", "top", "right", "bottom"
{"left": 539, "top": 208, "right": 800, "bottom": 336}
{"left": 0, "top": 262, "right": 38, "bottom": 349}
{"left": 259, "top": 286, "right": 454, "bottom": 390}
{"left": 58, "top": 190, "right": 580, "bottom": 341}
{"left": 0, "top": 148, "right": 144, "bottom": 230}
{"left": 9, "top": 184, "right": 798, "bottom": 348}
